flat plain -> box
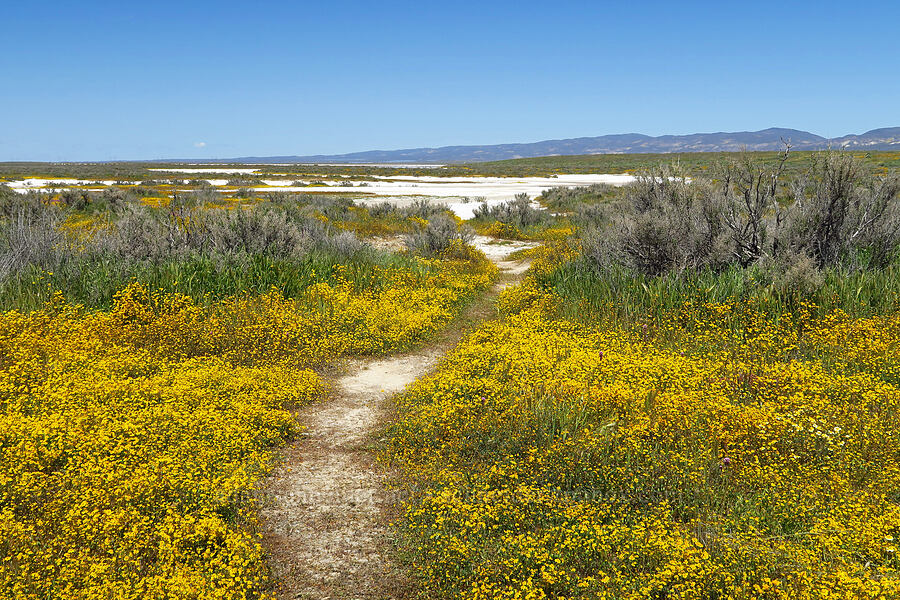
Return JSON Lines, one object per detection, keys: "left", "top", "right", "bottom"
{"left": 3, "top": 149, "right": 900, "bottom": 599}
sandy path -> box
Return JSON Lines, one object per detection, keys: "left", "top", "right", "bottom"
{"left": 258, "top": 239, "right": 531, "bottom": 599}
{"left": 258, "top": 351, "right": 442, "bottom": 598}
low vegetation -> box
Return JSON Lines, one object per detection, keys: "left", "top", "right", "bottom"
{"left": 3, "top": 149, "right": 898, "bottom": 182}
{"left": 383, "top": 151, "right": 900, "bottom": 599}
{"left": 386, "top": 289, "right": 900, "bottom": 598}
{"left": 0, "top": 190, "right": 472, "bottom": 310}
{"left": 0, "top": 193, "right": 495, "bottom": 598}
{"left": 466, "top": 150, "right": 900, "bottom": 178}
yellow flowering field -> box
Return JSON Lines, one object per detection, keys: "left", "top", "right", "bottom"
{"left": 385, "top": 290, "right": 900, "bottom": 599}
{"left": 0, "top": 253, "right": 495, "bottom": 599}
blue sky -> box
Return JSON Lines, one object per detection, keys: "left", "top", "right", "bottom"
{"left": 2, "top": 0, "right": 898, "bottom": 161}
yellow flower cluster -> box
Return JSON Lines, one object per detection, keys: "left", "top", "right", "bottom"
{"left": 525, "top": 240, "right": 581, "bottom": 278}
{"left": 1, "top": 254, "right": 495, "bottom": 598}
{"left": 537, "top": 225, "right": 576, "bottom": 241}
{"left": 139, "top": 196, "right": 171, "bottom": 208}
{"left": 0, "top": 295, "right": 319, "bottom": 599}
{"left": 482, "top": 221, "right": 524, "bottom": 240}
{"left": 385, "top": 299, "right": 900, "bottom": 599}
{"left": 476, "top": 222, "right": 575, "bottom": 243}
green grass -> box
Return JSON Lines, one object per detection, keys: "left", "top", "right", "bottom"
{"left": 0, "top": 248, "right": 425, "bottom": 312}
{"left": 537, "top": 258, "right": 900, "bottom": 330}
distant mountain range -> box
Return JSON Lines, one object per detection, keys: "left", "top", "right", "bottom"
{"left": 201, "top": 127, "right": 900, "bottom": 164}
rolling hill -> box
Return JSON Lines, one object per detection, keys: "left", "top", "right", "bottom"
{"left": 199, "top": 127, "right": 900, "bottom": 164}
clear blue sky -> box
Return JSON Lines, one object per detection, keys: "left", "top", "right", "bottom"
{"left": 2, "top": 0, "right": 898, "bottom": 161}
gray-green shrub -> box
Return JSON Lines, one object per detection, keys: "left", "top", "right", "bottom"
{"left": 405, "top": 215, "right": 473, "bottom": 257}
{"left": 582, "top": 152, "right": 900, "bottom": 277}
{"left": 471, "top": 193, "right": 548, "bottom": 229}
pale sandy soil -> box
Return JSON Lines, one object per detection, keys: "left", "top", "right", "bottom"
{"left": 5, "top": 173, "right": 634, "bottom": 219}
{"left": 6, "top": 178, "right": 119, "bottom": 191}
{"left": 369, "top": 235, "right": 536, "bottom": 272}
{"left": 248, "top": 174, "right": 635, "bottom": 214}
{"left": 472, "top": 235, "right": 538, "bottom": 269}
{"left": 258, "top": 351, "right": 441, "bottom": 599}
{"left": 257, "top": 242, "right": 530, "bottom": 599}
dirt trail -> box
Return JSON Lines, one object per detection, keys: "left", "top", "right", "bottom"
{"left": 258, "top": 237, "right": 535, "bottom": 599}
